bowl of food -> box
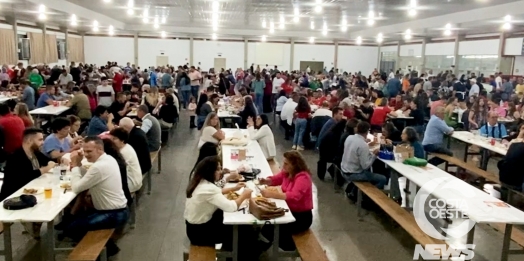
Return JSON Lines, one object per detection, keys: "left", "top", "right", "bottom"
{"left": 23, "top": 187, "right": 43, "bottom": 195}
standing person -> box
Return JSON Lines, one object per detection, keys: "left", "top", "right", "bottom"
{"left": 134, "top": 105, "right": 161, "bottom": 152}
{"left": 0, "top": 103, "right": 25, "bottom": 155}
{"left": 292, "top": 96, "right": 311, "bottom": 151}
{"left": 112, "top": 71, "right": 124, "bottom": 93}
{"left": 189, "top": 66, "right": 202, "bottom": 100}
{"left": 218, "top": 73, "right": 228, "bottom": 95}
{"left": 66, "top": 137, "right": 129, "bottom": 255}
{"left": 422, "top": 107, "right": 454, "bottom": 166}
{"left": 179, "top": 71, "right": 192, "bottom": 109}
{"left": 237, "top": 96, "right": 257, "bottom": 129}
{"left": 272, "top": 73, "right": 285, "bottom": 110}
{"left": 161, "top": 68, "right": 173, "bottom": 90}
{"left": 252, "top": 72, "right": 265, "bottom": 113}
{"left": 96, "top": 77, "right": 115, "bottom": 107}
{"left": 19, "top": 80, "right": 35, "bottom": 110}
{"left": 149, "top": 69, "right": 158, "bottom": 88}
{"left": 13, "top": 103, "right": 34, "bottom": 128}
{"left": 188, "top": 97, "right": 197, "bottom": 129}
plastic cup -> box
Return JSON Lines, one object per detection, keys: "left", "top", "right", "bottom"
{"left": 44, "top": 187, "right": 52, "bottom": 199}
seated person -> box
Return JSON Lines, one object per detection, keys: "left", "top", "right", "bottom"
{"left": 341, "top": 121, "right": 386, "bottom": 192}
{"left": 237, "top": 96, "right": 257, "bottom": 129}
{"left": 355, "top": 99, "right": 374, "bottom": 122}
{"left": 109, "top": 92, "right": 131, "bottom": 124}
{"left": 66, "top": 137, "right": 129, "bottom": 254}
{"left": 400, "top": 127, "right": 425, "bottom": 158}
{"left": 370, "top": 98, "right": 392, "bottom": 131}
{"left": 109, "top": 127, "right": 143, "bottom": 193}
{"left": 422, "top": 106, "right": 454, "bottom": 166}
{"left": 381, "top": 122, "right": 402, "bottom": 145}
{"left": 0, "top": 103, "right": 25, "bottom": 154}
{"left": 498, "top": 124, "right": 524, "bottom": 196}
{"left": 184, "top": 156, "right": 253, "bottom": 256}
{"left": 119, "top": 117, "right": 151, "bottom": 175}
{"left": 403, "top": 100, "right": 425, "bottom": 135}
{"left": 258, "top": 151, "right": 313, "bottom": 251}
{"left": 312, "top": 101, "right": 332, "bottom": 118}
{"left": 318, "top": 119, "right": 347, "bottom": 180}
{"left": 389, "top": 94, "right": 404, "bottom": 111}
{"left": 198, "top": 112, "right": 225, "bottom": 149}
{"left": 36, "top": 86, "right": 56, "bottom": 108}
{"left": 157, "top": 95, "right": 178, "bottom": 129}
{"left": 43, "top": 117, "right": 81, "bottom": 160}
{"left": 479, "top": 111, "right": 508, "bottom": 139}
{"left": 134, "top": 105, "right": 161, "bottom": 152}
{"left": 67, "top": 87, "right": 92, "bottom": 121}
{"left": 86, "top": 105, "right": 114, "bottom": 136}
{"left": 247, "top": 115, "right": 276, "bottom": 160}
{"left": 317, "top": 107, "right": 344, "bottom": 147}
{"left": 311, "top": 89, "right": 326, "bottom": 106}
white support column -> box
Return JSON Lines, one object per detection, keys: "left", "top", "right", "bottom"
{"left": 377, "top": 45, "right": 382, "bottom": 71}
{"left": 497, "top": 32, "right": 506, "bottom": 73}
{"left": 453, "top": 34, "right": 463, "bottom": 75}
{"left": 189, "top": 36, "right": 194, "bottom": 66}
{"left": 421, "top": 38, "right": 427, "bottom": 74}
{"left": 244, "top": 38, "right": 248, "bottom": 69}
{"left": 396, "top": 41, "right": 401, "bottom": 71}
{"left": 60, "top": 26, "right": 69, "bottom": 66}
{"left": 290, "top": 39, "right": 295, "bottom": 71}
{"left": 133, "top": 32, "right": 138, "bottom": 66}
{"left": 334, "top": 40, "right": 339, "bottom": 70}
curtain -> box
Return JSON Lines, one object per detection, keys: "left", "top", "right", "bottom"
{"left": 45, "top": 34, "right": 58, "bottom": 63}
{"left": 28, "top": 32, "right": 46, "bottom": 65}
{"left": 67, "top": 37, "right": 84, "bottom": 63}
{"left": 0, "top": 29, "right": 17, "bottom": 65}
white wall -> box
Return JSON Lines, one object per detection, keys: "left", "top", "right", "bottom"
{"left": 400, "top": 44, "right": 422, "bottom": 57}
{"left": 84, "top": 36, "right": 134, "bottom": 66}
{"left": 380, "top": 45, "right": 398, "bottom": 53}
{"left": 425, "top": 42, "right": 455, "bottom": 55}
{"left": 247, "top": 42, "right": 291, "bottom": 71}
{"left": 338, "top": 45, "right": 378, "bottom": 74}
{"left": 459, "top": 39, "right": 500, "bottom": 55}
{"left": 193, "top": 40, "right": 245, "bottom": 71}
{"left": 137, "top": 38, "right": 190, "bottom": 69}
{"left": 513, "top": 56, "right": 524, "bottom": 75}
{"left": 294, "top": 44, "right": 335, "bottom": 70}
{"left": 505, "top": 38, "right": 523, "bottom": 56}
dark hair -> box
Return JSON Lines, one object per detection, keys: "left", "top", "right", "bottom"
{"left": 109, "top": 127, "right": 130, "bottom": 143}
{"left": 94, "top": 105, "right": 108, "bottom": 117}
{"left": 243, "top": 96, "right": 257, "bottom": 117}
{"left": 165, "top": 94, "right": 175, "bottom": 106}
{"left": 23, "top": 128, "right": 43, "bottom": 140}
{"left": 186, "top": 156, "right": 220, "bottom": 198}
{"left": 382, "top": 122, "right": 397, "bottom": 138}
{"left": 195, "top": 93, "right": 209, "bottom": 115}
{"left": 403, "top": 127, "right": 419, "bottom": 143}
{"left": 84, "top": 136, "right": 104, "bottom": 147}
{"left": 0, "top": 103, "right": 10, "bottom": 116}
{"left": 296, "top": 96, "right": 311, "bottom": 113}
{"left": 68, "top": 115, "right": 80, "bottom": 125}
{"left": 51, "top": 117, "right": 70, "bottom": 133}
{"left": 278, "top": 90, "right": 286, "bottom": 98}
{"left": 256, "top": 114, "right": 270, "bottom": 129}
{"left": 138, "top": 104, "right": 149, "bottom": 114}
{"left": 81, "top": 86, "right": 93, "bottom": 97}
{"left": 356, "top": 121, "right": 370, "bottom": 135}
{"left": 209, "top": 93, "right": 219, "bottom": 105}
{"left": 72, "top": 87, "right": 80, "bottom": 92}
{"left": 101, "top": 77, "right": 108, "bottom": 81}
{"left": 101, "top": 138, "right": 124, "bottom": 162}
{"left": 332, "top": 107, "right": 343, "bottom": 116}
{"left": 345, "top": 118, "right": 359, "bottom": 134}
{"left": 282, "top": 151, "right": 310, "bottom": 178}
{"left": 206, "top": 86, "right": 215, "bottom": 92}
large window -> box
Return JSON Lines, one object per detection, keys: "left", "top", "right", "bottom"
{"left": 425, "top": 55, "right": 455, "bottom": 75}
{"left": 18, "top": 34, "right": 30, "bottom": 60}
{"left": 457, "top": 55, "right": 498, "bottom": 76}
{"left": 399, "top": 56, "right": 422, "bottom": 73}
{"left": 57, "top": 39, "right": 66, "bottom": 60}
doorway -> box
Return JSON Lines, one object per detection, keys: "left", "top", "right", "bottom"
{"left": 156, "top": 56, "right": 169, "bottom": 67}
{"left": 299, "top": 61, "right": 324, "bottom": 74}
{"left": 214, "top": 58, "right": 226, "bottom": 71}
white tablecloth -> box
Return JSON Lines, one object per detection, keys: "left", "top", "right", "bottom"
{"left": 381, "top": 159, "right": 524, "bottom": 224}
{"left": 29, "top": 105, "right": 70, "bottom": 116}
{"left": 221, "top": 128, "right": 295, "bottom": 225}
{"left": 451, "top": 131, "right": 508, "bottom": 156}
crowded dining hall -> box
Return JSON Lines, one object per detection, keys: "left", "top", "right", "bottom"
{"left": 2, "top": 1, "right": 524, "bottom": 261}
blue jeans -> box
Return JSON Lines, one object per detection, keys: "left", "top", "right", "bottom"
{"left": 66, "top": 208, "right": 129, "bottom": 241}
{"left": 181, "top": 90, "right": 191, "bottom": 109}
{"left": 197, "top": 115, "right": 207, "bottom": 130}
{"left": 293, "top": 118, "right": 308, "bottom": 147}
{"left": 342, "top": 170, "right": 387, "bottom": 189}
{"left": 255, "top": 93, "right": 263, "bottom": 113}
{"left": 423, "top": 144, "right": 453, "bottom": 166}
{"left": 191, "top": 85, "right": 199, "bottom": 100}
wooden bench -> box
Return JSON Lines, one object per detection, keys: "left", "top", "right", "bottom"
{"left": 144, "top": 148, "right": 162, "bottom": 195}
{"left": 354, "top": 182, "right": 447, "bottom": 249}
{"left": 68, "top": 229, "right": 115, "bottom": 261}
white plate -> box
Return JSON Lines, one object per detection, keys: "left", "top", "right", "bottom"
{"left": 22, "top": 187, "right": 44, "bottom": 195}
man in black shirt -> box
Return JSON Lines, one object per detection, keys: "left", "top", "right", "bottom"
{"left": 355, "top": 99, "right": 374, "bottom": 122}
{"left": 408, "top": 100, "right": 425, "bottom": 135}
{"left": 109, "top": 93, "right": 131, "bottom": 124}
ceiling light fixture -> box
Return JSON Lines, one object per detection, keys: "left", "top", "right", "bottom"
{"left": 408, "top": 9, "right": 417, "bottom": 17}
{"left": 341, "top": 17, "right": 347, "bottom": 32}
{"left": 108, "top": 25, "right": 114, "bottom": 35}
{"left": 70, "top": 14, "right": 77, "bottom": 26}
{"left": 127, "top": 8, "right": 134, "bottom": 15}
{"left": 127, "top": 0, "right": 133, "bottom": 8}
{"left": 269, "top": 21, "right": 275, "bottom": 34}
{"left": 404, "top": 29, "right": 412, "bottom": 40}
{"left": 502, "top": 22, "right": 512, "bottom": 30}
{"left": 93, "top": 20, "right": 99, "bottom": 32}
{"left": 309, "top": 36, "right": 315, "bottom": 43}
{"left": 444, "top": 23, "right": 452, "bottom": 36}
{"left": 368, "top": 11, "right": 375, "bottom": 19}
{"left": 367, "top": 19, "right": 374, "bottom": 26}
{"left": 103, "top": 0, "right": 111, "bottom": 3}
{"left": 376, "top": 33, "right": 383, "bottom": 43}
{"left": 212, "top": 33, "right": 217, "bottom": 40}
{"left": 262, "top": 19, "right": 266, "bottom": 28}
{"left": 161, "top": 31, "right": 166, "bottom": 38}
{"left": 294, "top": 7, "right": 299, "bottom": 23}
{"left": 213, "top": 24, "right": 218, "bottom": 31}
{"left": 38, "top": 13, "right": 46, "bottom": 20}
{"left": 315, "top": 0, "right": 322, "bottom": 13}
{"left": 408, "top": 0, "right": 417, "bottom": 16}
{"left": 310, "top": 21, "right": 315, "bottom": 30}
{"left": 504, "top": 15, "right": 512, "bottom": 22}
{"left": 261, "top": 35, "right": 267, "bottom": 42}
{"left": 39, "top": 4, "right": 45, "bottom": 13}
{"left": 143, "top": 8, "right": 149, "bottom": 23}
{"left": 356, "top": 36, "right": 362, "bottom": 45}
{"left": 322, "top": 22, "right": 327, "bottom": 36}
{"left": 280, "top": 15, "right": 285, "bottom": 29}
{"left": 212, "top": 1, "right": 219, "bottom": 12}
{"left": 161, "top": 17, "right": 166, "bottom": 24}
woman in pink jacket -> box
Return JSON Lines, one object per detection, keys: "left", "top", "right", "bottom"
{"left": 259, "top": 150, "right": 313, "bottom": 251}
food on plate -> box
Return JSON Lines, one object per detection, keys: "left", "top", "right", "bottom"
{"left": 229, "top": 176, "right": 245, "bottom": 182}
{"left": 226, "top": 192, "right": 240, "bottom": 200}
{"left": 266, "top": 186, "right": 279, "bottom": 192}
{"left": 60, "top": 183, "right": 71, "bottom": 189}
{"left": 23, "top": 188, "right": 38, "bottom": 194}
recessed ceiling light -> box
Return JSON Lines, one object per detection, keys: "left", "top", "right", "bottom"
{"left": 103, "top": 0, "right": 111, "bottom": 3}
{"left": 261, "top": 35, "right": 267, "bottom": 42}
{"left": 445, "top": 23, "right": 452, "bottom": 29}
{"left": 444, "top": 29, "right": 451, "bottom": 36}
{"left": 161, "top": 17, "right": 166, "bottom": 23}
{"left": 368, "top": 11, "right": 374, "bottom": 19}
{"left": 127, "top": 9, "right": 134, "bottom": 15}
{"left": 356, "top": 36, "right": 362, "bottom": 45}
{"left": 504, "top": 15, "right": 511, "bottom": 22}
{"left": 315, "top": 5, "right": 322, "bottom": 13}
{"left": 71, "top": 14, "right": 77, "bottom": 26}
{"left": 38, "top": 13, "right": 46, "bottom": 20}
{"left": 161, "top": 31, "right": 166, "bottom": 38}
{"left": 93, "top": 27, "right": 99, "bottom": 32}
{"left": 309, "top": 36, "right": 315, "bottom": 43}
{"left": 39, "top": 4, "right": 45, "bottom": 13}
{"left": 93, "top": 20, "right": 99, "bottom": 27}
{"left": 377, "top": 33, "right": 383, "bottom": 38}
{"left": 212, "top": 33, "right": 217, "bottom": 40}
{"left": 408, "top": 9, "right": 417, "bottom": 17}
{"left": 212, "top": 1, "right": 219, "bottom": 12}
{"left": 502, "top": 22, "right": 512, "bottom": 30}
{"left": 127, "top": 0, "right": 133, "bottom": 8}
{"left": 367, "top": 19, "right": 374, "bottom": 26}
{"left": 310, "top": 21, "right": 315, "bottom": 30}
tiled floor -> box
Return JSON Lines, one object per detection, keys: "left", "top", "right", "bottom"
{"left": 2, "top": 111, "right": 523, "bottom": 261}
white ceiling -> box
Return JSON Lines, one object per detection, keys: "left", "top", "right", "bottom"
{"left": 1, "top": 0, "right": 524, "bottom": 43}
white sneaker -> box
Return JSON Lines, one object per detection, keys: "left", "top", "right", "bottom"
{"left": 297, "top": 146, "right": 305, "bottom": 151}
{"left": 291, "top": 145, "right": 297, "bottom": 150}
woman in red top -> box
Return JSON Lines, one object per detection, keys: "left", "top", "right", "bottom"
{"left": 389, "top": 94, "right": 404, "bottom": 111}
{"left": 292, "top": 96, "right": 311, "bottom": 150}
{"left": 13, "top": 103, "right": 33, "bottom": 127}
{"left": 81, "top": 86, "right": 97, "bottom": 112}
{"left": 370, "top": 98, "right": 392, "bottom": 131}
{"left": 281, "top": 78, "right": 293, "bottom": 95}
{"left": 259, "top": 150, "right": 313, "bottom": 251}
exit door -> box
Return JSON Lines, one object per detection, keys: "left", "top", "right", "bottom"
{"left": 299, "top": 61, "right": 324, "bottom": 74}
{"left": 214, "top": 58, "right": 226, "bottom": 71}
{"left": 156, "top": 56, "right": 169, "bottom": 67}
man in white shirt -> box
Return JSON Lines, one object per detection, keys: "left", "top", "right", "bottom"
{"left": 313, "top": 101, "right": 332, "bottom": 118}
{"left": 109, "top": 128, "right": 143, "bottom": 193}
{"left": 306, "top": 66, "right": 311, "bottom": 74}
{"left": 280, "top": 93, "right": 298, "bottom": 140}
{"left": 96, "top": 77, "right": 115, "bottom": 107}
{"left": 388, "top": 69, "right": 395, "bottom": 80}
{"left": 66, "top": 136, "right": 128, "bottom": 254}
{"left": 58, "top": 70, "right": 73, "bottom": 86}
{"left": 495, "top": 72, "right": 503, "bottom": 90}
{"left": 469, "top": 78, "right": 480, "bottom": 97}
{"left": 272, "top": 73, "right": 285, "bottom": 110}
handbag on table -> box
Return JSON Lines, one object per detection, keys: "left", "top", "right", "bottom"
{"left": 248, "top": 198, "right": 287, "bottom": 220}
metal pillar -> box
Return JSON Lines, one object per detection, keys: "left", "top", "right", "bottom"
{"left": 133, "top": 32, "right": 138, "bottom": 66}
{"left": 290, "top": 39, "right": 295, "bottom": 71}
{"left": 334, "top": 40, "right": 339, "bottom": 70}
{"left": 244, "top": 38, "right": 248, "bottom": 69}
{"left": 189, "top": 36, "right": 194, "bottom": 66}
{"left": 421, "top": 38, "right": 427, "bottom": 74}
